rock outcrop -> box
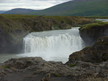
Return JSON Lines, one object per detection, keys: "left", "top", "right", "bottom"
{"left": 0, "top": 57, "right": 108, "bottom": 81}
{"left": 80, "top": 22, "right": 108, "bottom": 46}
{"left": 67, "top": 36, "right": 108, "bottom": 64}
{"left": 0, "top": 16, "right": 26, "bottom": 53}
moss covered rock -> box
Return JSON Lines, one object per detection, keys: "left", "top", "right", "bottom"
{"left": 80, "top": 22, "right": 108, "bottom": 46}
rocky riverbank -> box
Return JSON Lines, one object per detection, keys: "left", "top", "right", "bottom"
{"left": 67, "top": 37, "right": 108, "bottom": 64}
{"left": 0, "top": 36, "right": 108, "bottom": 81}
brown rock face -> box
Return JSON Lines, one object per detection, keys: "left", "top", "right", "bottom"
{"left": 67, "top": 36, "right": 108, "bottom": 64}
{"left": 0, "top": 56, "right": 108, "bottom": 81}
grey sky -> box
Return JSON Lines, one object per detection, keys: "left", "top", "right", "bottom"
{"left": 0, "top": 0, "right": 71, "bottom": 11}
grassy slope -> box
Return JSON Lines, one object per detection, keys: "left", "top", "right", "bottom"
{"left": 80, "top": 22, "right": 108, "bottom": 30}
{"left": 0, "top": 14, "right": 94, "bottom": 27}
{"left": 32, "top": 0, "right": 108, "bottom": 16}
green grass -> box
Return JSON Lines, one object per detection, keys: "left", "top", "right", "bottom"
{"left": 80, "top": 22, "right": 108, "bottom": 30}
{"left": 0, "top": 14, "right": 38, "bottom": 19}
{"left": 0, "top": 65, "right": 11, "bottom": 69}
{"left": 68, "top": 64, "right": 77, "bottom": 67}
{"left": 0, "top": 14, "right": 95, "bottom": 27}
{"left": 53, "top": 73, "right": 62, "bottom": 77}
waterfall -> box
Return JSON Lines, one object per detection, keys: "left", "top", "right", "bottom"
{"left": 20, "top": 27, "right": 84, "bottom": 63}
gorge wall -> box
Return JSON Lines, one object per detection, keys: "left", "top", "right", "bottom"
{"left": 0, "top": 15, "right": 94, "bottom": 53}
{"left": 80, "top": 22, "right": 108, "bottom": 46}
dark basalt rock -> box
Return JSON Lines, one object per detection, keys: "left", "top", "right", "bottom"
{"left": 0, "top": 57, "right": 108, "bottom": 81}
{"left": 67, "top": 36, "right": 108, "bottom": 64}
{"left": 0, "top": 16, "right": 27, "bottom": 53}
{"left": 80, "top": 22, "right": 108, "bottom": 46}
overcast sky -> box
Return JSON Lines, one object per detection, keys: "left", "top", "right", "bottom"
{"left": 0, "top": 0, "right": 71, "bottom": 11}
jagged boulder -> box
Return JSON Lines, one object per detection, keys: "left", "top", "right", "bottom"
{"left": 4, "top": 57, "right": 45, "bottom": 69}
{"left": 0, "top": 57, "right": 108, "bottom": 81}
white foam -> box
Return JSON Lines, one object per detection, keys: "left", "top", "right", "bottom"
{"left": 19, "top": 27, "right": 84, "bottom": 63}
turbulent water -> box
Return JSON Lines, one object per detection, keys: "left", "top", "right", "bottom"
{"left": 19, "top": 27, "right": 84, "bottom": 63}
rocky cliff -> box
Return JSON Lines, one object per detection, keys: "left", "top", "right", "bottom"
{"left": 80, "top": 22, "right": 108, "bottom": 46}
{"left": 67, "top": 36, "right": 108, "bottom": 64}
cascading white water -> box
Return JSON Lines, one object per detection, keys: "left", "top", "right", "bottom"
{"left": 20, "top": 27, "right": 84, "bottom": 63}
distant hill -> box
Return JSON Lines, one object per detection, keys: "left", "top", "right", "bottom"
{"left": 4, "top": 0, "right": 108, "bottom": 16}
{"left": 33, "top": 0, "right": 108, "bottom": 16}
{"left": 0, "top": 11, "right": 6, "bottom": 14}
{"left": 4, "top": 8, "right": 39, "bottom": 14}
